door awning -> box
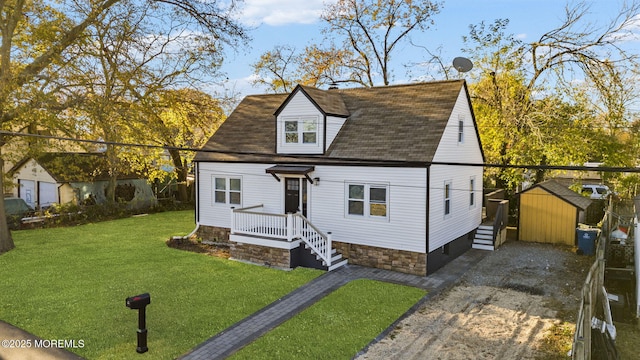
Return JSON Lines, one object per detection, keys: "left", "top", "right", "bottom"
{"left": 265, "top": 165, "right": 315, "bottom": 183}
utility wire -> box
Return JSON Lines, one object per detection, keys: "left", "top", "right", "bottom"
{"left": 2, "top": 130, "right": 640, "bottom": 173}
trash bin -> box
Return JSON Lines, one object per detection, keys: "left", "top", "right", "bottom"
{"left": 576, "top": 228, "right": 600, "bottom": 255}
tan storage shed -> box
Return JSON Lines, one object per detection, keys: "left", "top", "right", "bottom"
{"left": 518, "top": 180, "right": 592, "bottom": 245}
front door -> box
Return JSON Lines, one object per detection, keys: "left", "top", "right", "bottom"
{"left": 285, "top": 178, "right": 300, "bottom": 214}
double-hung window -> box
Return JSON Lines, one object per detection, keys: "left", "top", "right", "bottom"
{"left": 444, "top": 180, "right": 452, "bottom": 217}
{"left": 284, "top": 117, "right": 318, "bottom": 144}
{"left": 458, "top": 115, "right": 464, "bottom": 143}
{"left": 213, "top": 176, "right": 241, "bottom": 205}
{"left": 346, "top": 183, "right": 388, "bottom": 219}
{"left": 469, "top": 177, "right": 476, "bottom": 208}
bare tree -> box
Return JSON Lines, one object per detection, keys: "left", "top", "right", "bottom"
{"left": 321, "top": 0, "right": 442, "bottom": 86}
{"left": 251, "top": 45, "right": 298, "bottom": 93}
{"left": 463, "top": 1, "right": 640, "bottom": 188}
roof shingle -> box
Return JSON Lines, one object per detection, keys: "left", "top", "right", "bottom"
{"left": 195, "top": 80, "right": 472, "bottom": 164}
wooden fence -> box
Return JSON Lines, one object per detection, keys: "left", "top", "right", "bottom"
{"left": 572, "top": 209, "right": 618, "bottom": 360}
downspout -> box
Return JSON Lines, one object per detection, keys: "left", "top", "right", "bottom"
{"left": 171, "top": 223, "right": 200, "bottom": 241}
{"left": 426, "top": 165, "right": 430, "bottom": 274}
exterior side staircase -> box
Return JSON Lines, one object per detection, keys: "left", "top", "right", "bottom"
{"left": 473, "top": 197, "right": 509, "bottom": 251}
{"left": 472, "top": 224, "right": 495, "bottom": 251}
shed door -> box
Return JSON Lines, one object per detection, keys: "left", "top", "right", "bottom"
{"left": 19, "top": 180, "right": 35, "bottom": 208}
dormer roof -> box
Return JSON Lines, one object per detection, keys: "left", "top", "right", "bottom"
{"left": 274, "top": 85, "right": 350, "bottom": 118}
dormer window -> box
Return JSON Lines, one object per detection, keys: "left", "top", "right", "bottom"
{"left": 284, "top": 117, "right": 318, "bottom": 144}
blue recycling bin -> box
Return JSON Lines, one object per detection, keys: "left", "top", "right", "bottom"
{"left": 576, "top": 228, "right": 599, "bottom": 255}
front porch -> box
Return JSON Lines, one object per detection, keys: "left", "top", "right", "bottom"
{"left": 229, "top": 204, "right": 348, "bottom": 271}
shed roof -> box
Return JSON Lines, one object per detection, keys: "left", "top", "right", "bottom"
{"left": 195, "top": 80, "right": 481, "bottom": 165}
{"left": 522, "top": 180, "right": 592, "bottom": 210}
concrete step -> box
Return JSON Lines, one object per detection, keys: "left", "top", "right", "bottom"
{"left": 472, "top": 243, "right": 495, "bottom": 251}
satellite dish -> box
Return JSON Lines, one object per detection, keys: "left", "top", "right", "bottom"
{"left": 453, "top": 57, "right": 473, "bottom": 73}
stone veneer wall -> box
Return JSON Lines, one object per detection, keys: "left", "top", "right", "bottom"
{"left": 197, "top": 225, "right": 230, "bottom": 243}
{"left": 230, "top": 243, "right": 291, "bottom": 269}
{"left": 333, "top": 241, "right": 427, "bottom": 276}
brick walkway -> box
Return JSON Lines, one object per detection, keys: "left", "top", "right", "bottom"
{"left": 179, "top": 249, "right": 488, "bottom": 360}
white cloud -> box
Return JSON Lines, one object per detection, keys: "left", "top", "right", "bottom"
{"left": 240, "top": 0, "right": 336, "bottom": 26}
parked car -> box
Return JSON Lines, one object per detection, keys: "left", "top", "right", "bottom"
{"left": 4, "top": 197, "right": 34, "bottom": 229}
{"left": 581, "top": 184, "right": 612, "bottom": 200}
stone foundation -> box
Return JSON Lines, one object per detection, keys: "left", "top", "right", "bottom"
{"left": 231, "top": 242, "right": 291, "bottom": 269}
{"left": 197, "top": 225, "right": 230, "bottom": 243}
{"left": 333, "top": 241, "right": 427, "bottom": 276}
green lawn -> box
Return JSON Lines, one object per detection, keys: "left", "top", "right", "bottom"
{"left": 0, "top": 211, "right": 321, "bottom": 359}
{"left": 230, "top": 279, "right": 426, "bottom": 360}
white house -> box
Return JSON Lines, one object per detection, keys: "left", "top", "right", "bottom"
{"left": 193, "top": 80, "right": 484, "bottom": 275}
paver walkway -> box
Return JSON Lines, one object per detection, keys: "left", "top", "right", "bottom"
{"left": 179, "top": 249, "right": 487, "bottom": 360}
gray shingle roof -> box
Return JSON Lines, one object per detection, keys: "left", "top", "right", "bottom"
{"left": 195, "top": 80, "right": 476, "bottom": 165}
{"left": 526, "top": 180, "right": 593, "bottom": 210}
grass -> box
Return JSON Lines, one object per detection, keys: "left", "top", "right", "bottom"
{"left": 613, "top": 322, "right": 640, "bottom": 359}
{"left": 230, "top": 279, "right": 426, "bottom": 360}
{"left": 0, "top": 211, "right": 322, "bottom": 359}
{"left": 537, "top": 321, "right": 575, "bottom": 360}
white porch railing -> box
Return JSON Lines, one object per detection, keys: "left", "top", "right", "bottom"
{"left": 231, "top": 205, "right": 333, "bottom": 266}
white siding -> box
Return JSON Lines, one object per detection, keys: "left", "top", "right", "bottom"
{"left": 276, "top": 91, "right": 325, "bottom": 154}
{"left": 429, "top": 86, "right": 483, "bottom": 252}
{"left": 432, "top": 87, "right": 484, "bottom": 164}
{"left": 198, "top": 162, "right": 428, "bottom": 253}
{"left": 308, "top": 166, "right": 427, "bottom": 253}
{"left": 428, "top": 165, "right": 483, "bottom": 252}
{"left": 198, "top": 163, "right": 282, "bottom": 228}
{"left": 326, "top": 115, "right": 347, "bottom": 148}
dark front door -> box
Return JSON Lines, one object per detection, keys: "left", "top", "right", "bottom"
{"left": 285, "top": 178, "right": 300, "bottom": 214}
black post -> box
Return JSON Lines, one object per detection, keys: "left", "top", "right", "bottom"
{"left": 136, "top": 307, "right": 148, "bottom": 353}
{"left": 126, "top": 293, "right": 150, "bottom": 354}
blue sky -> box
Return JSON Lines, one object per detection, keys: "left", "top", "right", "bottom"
{"left": 217, "top": 0, "right": 636, "bottom": 97}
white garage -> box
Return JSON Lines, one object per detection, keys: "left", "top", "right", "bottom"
{"left": 13, "top": 162, "right": 59, "bottom": 209}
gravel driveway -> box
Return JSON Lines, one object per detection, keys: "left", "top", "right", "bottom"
{"left": 357, "top": 240, "right": 592, "bottom": 359}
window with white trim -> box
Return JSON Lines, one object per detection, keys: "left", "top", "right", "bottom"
{"left": 469, "top": 177, "right": 476, "bottom": 208}
{"left": 283, "top": 117, "right": 318, "bottom": 144}
{"left": 458, "top": 116, "right": 464, "bottom": 143}
{"left": 213, "top": 176, "right": 241, "bottom": 205}
{"left": 444, "top": 180, "right": 452, "bottom": 217}
{"left": 346, "top": 183, "right": 388, "bottom": 219}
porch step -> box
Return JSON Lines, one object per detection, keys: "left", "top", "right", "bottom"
{"left": 475, "top": 233, "right": 493, "bottom": 240}
{"left": 474, "top": 239, "right": 493, "bottom": 246}
{"left": 328, "top": 258, "right": 348, "bottom": 271}
{"left": 472, "top": 243, "right": 495, "bottom": 251}
{"left": 472, "top": 224, "right": 495, "bottom": 251}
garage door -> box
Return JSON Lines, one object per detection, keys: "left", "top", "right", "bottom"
{"left": 39, "top": 182, "right": 58, "bottom": 208}
{"left": 19, "top": 179, "right": 35, "bottom": 208}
